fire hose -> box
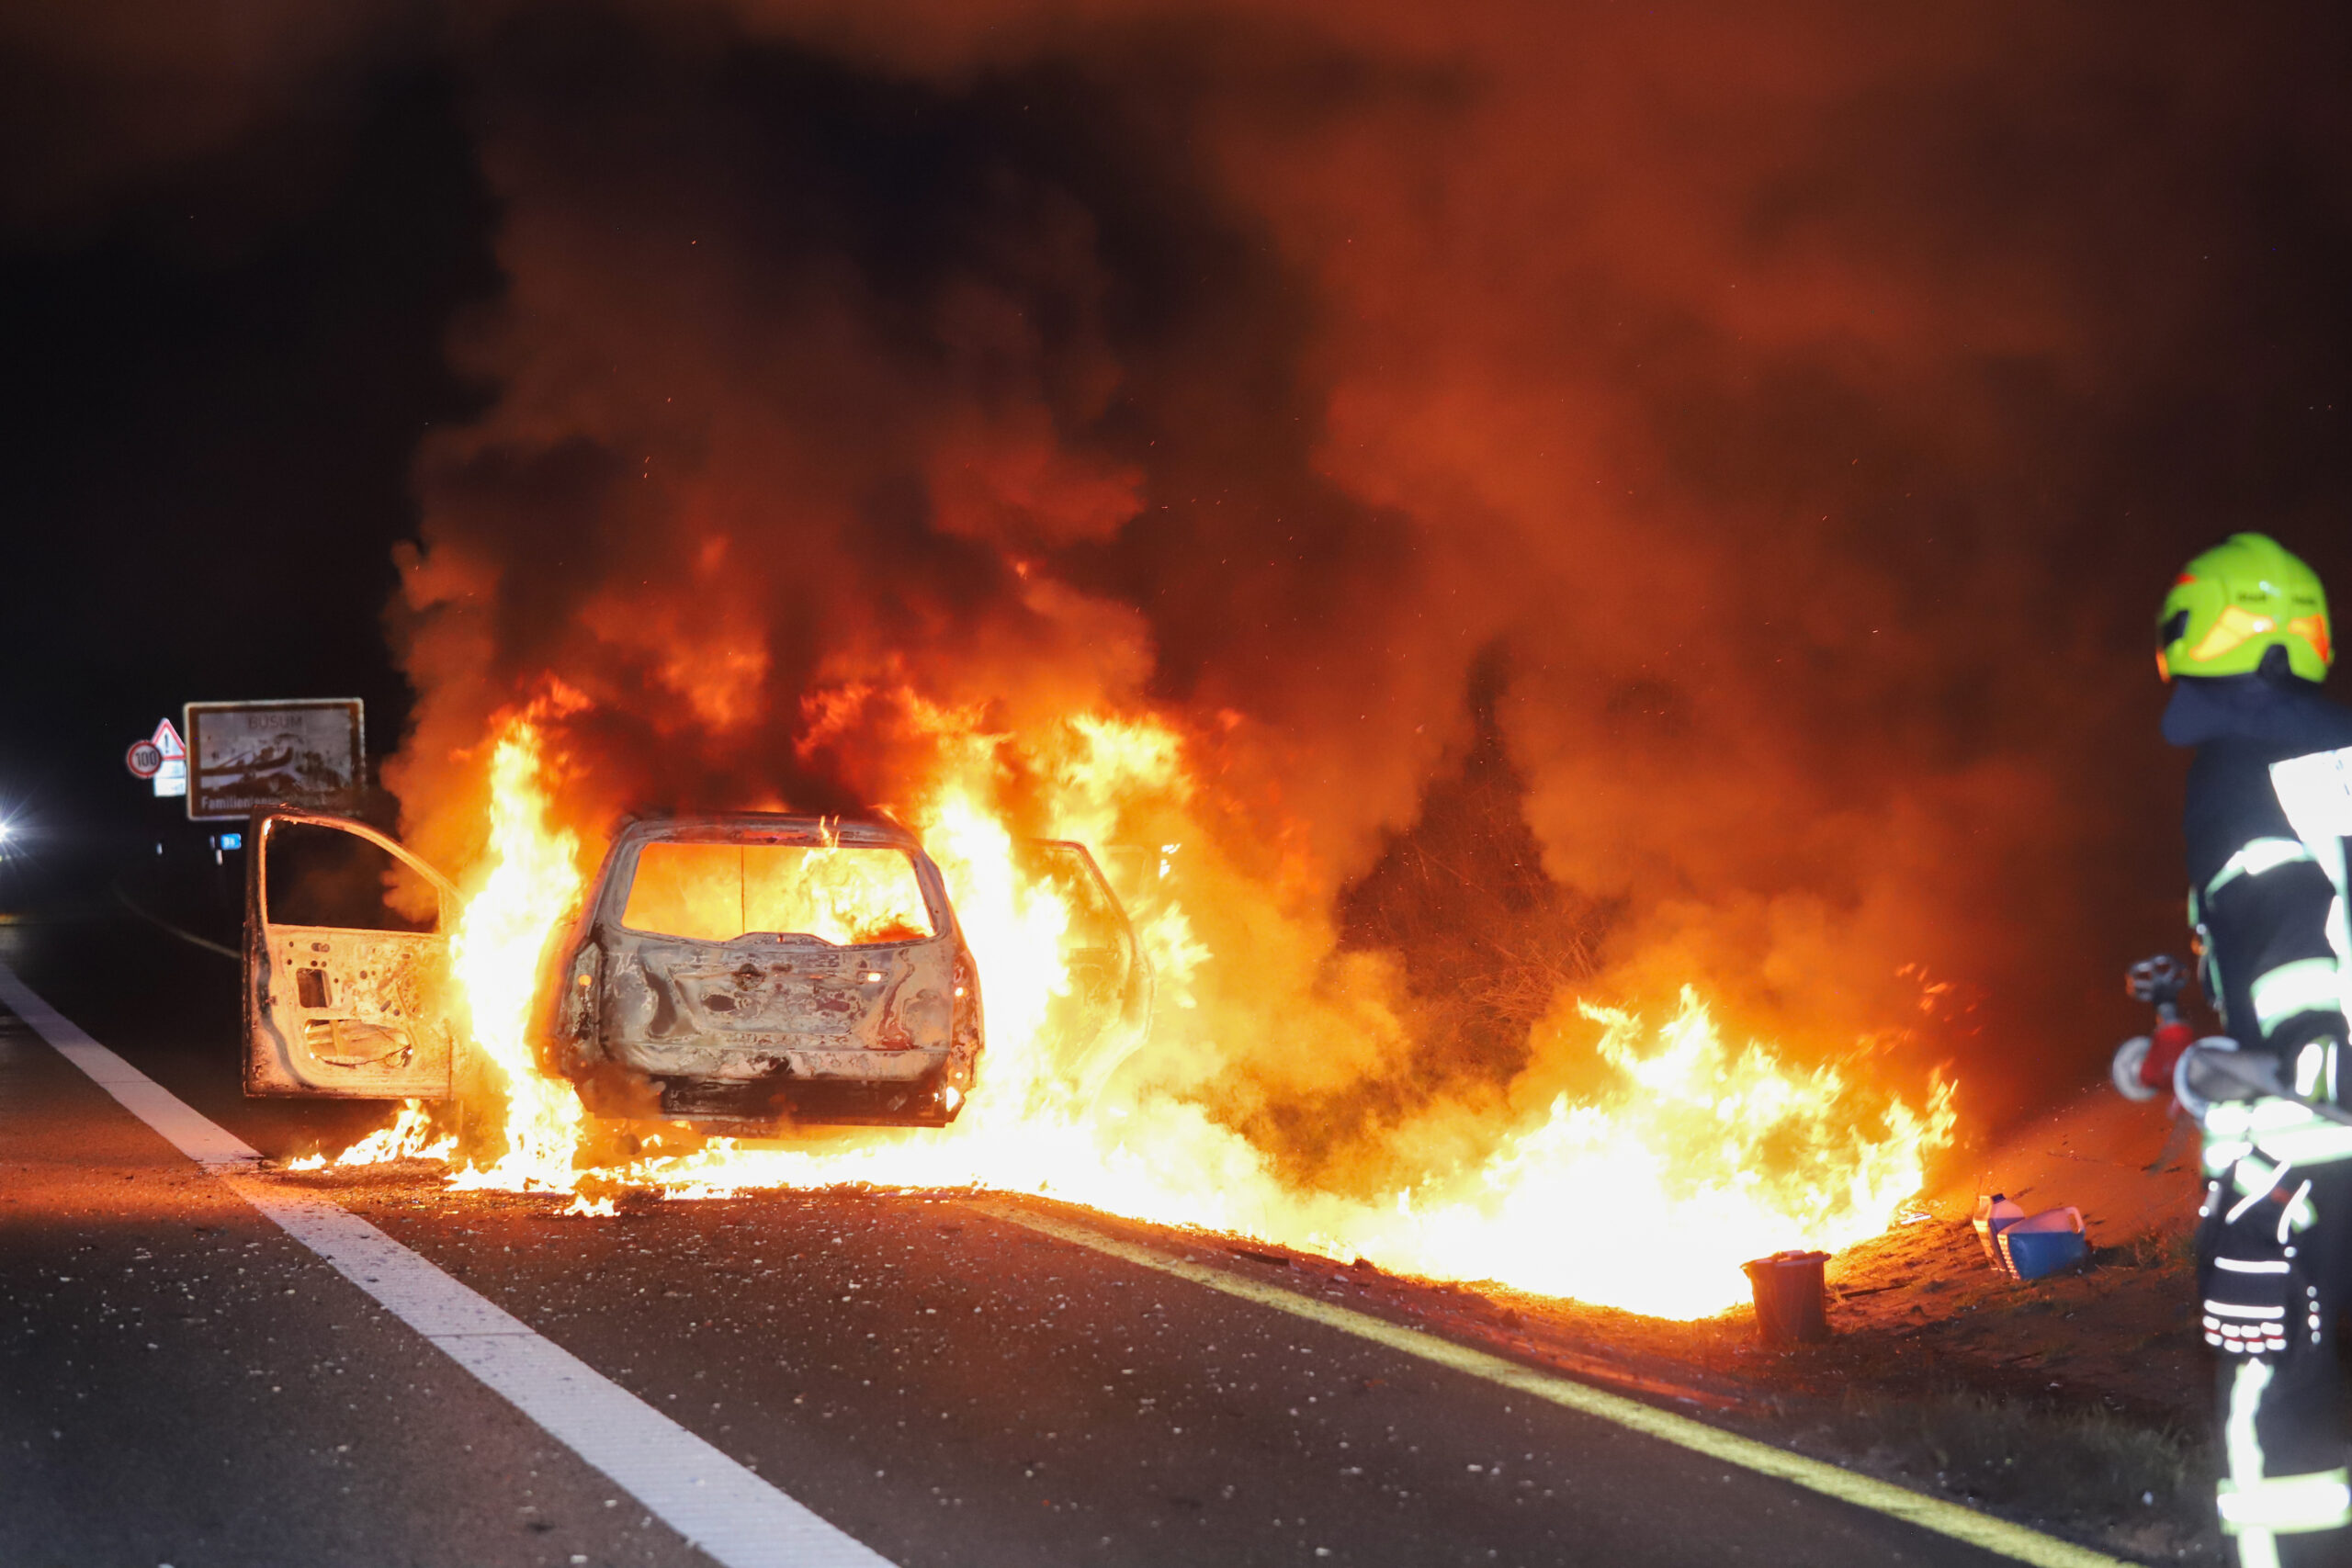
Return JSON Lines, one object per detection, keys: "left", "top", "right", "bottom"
{"left": 2111, "top": 953, "right": 2352, "bottom": 1129}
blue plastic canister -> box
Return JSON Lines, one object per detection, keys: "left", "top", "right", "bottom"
{"left": 1997, "top": 1207, "right": 2087, "bottom": 1281}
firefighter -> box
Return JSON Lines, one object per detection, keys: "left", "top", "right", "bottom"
{"left": 2160, "top": 532, "right": 2352, "bottom": 1567}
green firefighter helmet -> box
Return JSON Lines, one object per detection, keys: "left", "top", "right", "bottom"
{"left": 2157, "top": 532, "right": 2333, "bottom": 682}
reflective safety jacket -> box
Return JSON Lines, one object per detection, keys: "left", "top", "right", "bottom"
{"left": 2169, "top": 674, "right": 2352, "bottom": 1095}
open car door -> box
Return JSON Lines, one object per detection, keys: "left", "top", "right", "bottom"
{"left": 1027, "top": 840, "right": 1153, "bottom": 1106}
{"left": 244, "top": 810, "right": 461, "bottom": 1100}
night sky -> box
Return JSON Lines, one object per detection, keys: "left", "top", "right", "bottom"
{"left": 4, "top": 3, "right": 2350, "bottom": 1130}
{"left": 0, "top": 65, "right": 494, "bottom": 839}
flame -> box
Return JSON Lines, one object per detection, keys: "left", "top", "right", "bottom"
{"left": 285, "top": 1100, "right": 454, "bottom": 1170}
{"left": 442, "top": 709, "right": 591, "bottom": 1194}
{"left": 619, "top": 832, "right": 934, "bottom": 946}
{"left": 344, "top": 697, "right": 1953, "bottom": 1320}
{"left": 1365, "top": 995, "right": 1955, "bottom": 1315}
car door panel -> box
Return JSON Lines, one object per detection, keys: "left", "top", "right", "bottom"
{"left": 244, "top": 810, "right": 461, "bottom": 1100}
{"left": 1028, "top": 840, "right": 1152, "bottom": 1104}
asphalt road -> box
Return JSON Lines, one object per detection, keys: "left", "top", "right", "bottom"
{"left": 2, "top": 904, "right": 2080, "bottom": 1568}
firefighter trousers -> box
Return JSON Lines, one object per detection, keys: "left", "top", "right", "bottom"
{"left": 2197, "top": 1145, "right": 2352, "bottom": 1567}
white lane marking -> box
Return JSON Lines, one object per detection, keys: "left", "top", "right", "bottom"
{"left": 0, "top": 962, "right": 895, "bottom": 1568}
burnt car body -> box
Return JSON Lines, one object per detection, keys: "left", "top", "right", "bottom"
{"left": 547, "top": 813, "right": 982, "bottom": 1125}
{"left": 243, "top": 808, "right": 1146, "bottom": 1128}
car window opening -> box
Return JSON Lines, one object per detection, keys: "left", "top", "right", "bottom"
{"left": 619, "top": 841, "right": 935, "bottom": 945}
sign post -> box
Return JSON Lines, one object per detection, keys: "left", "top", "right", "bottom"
{"left": 182, "top": 700, "right": 365, "bottom": 821}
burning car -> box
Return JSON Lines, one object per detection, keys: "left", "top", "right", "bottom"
{"left": 243, "top": 808, "right": 1146, "bottom": 1128}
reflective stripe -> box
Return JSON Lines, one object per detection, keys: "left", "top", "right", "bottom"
{"left": 2282, "top": 1179, "right": 2317, "bottom": 1242}
{"left": 2210, "top": 838, "right": 2316, "bottom": 899}
{"left": 2216, "top": 1258, "right": 2292, "bottom": 1274}
{"left": 2203, "top": 932, "right": 2227, "bottom": 1028}
{"left": 2271, "top": 749, "right": 2352, "bottom": 842}
{"left": 2209, "top": 1102, "right": 2352, "bottom": 1167}
{"left": 2225, "top": 1359, "right": 2280, "bottom": 1568}
{"left": 2210, "top": 1099, "right": 2295, "bottom": 1138}
{"left": 2253, "top": 958, "right": 2344, "bottom": 1033}
{"left": 2254, "top": 1122, "right": 2352, "bottom": 1167}
{"left": 2287, "top": 1039, "right": 2345, "bottom": 1105}
{"left": 2219, "top": 1469, "right": 2352, "bottom": 1534}
{"left": 2207, "top": 1301, "right": 2287, "bottom": 1319}
{"left": 2224, "top": 1097, "right": 2346, "bottom": 1138}
{"left": 2228, "top": 1356, "right": 2274, "bottom": 1473}
{"left": 2190, "top": 606, "right": 2280, "bottom": 665}
{"left": 2206, "top": 1139, "right": 2254, "bottom": 1176}
{"left": 2231, "top": 1157, "right": 2291, "bottom": 1219}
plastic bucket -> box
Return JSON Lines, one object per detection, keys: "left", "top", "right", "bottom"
{"left": 1742, "top": 1250, "right": 1831, "bottom": 1344}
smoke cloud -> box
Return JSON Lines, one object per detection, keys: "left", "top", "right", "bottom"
{"left": 393, "top": 0, "right": 2352, "bottom": 1171}
{"left": 16, "top": 0, "right": 2352, "bottom": 1178}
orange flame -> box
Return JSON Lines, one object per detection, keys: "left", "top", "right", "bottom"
{"left": 1374, "top": 995, "right": 1955, "bottom": 1314}
{"left": 285, "top": 1099, "right": 453, "bottom": 1170}
{"left": 444, "top": 711, "right": 590, "bottom": 1194}
{"left": 354, "top": 697, "right": 1953, "bottom": 1320}
{"left": 618, "top": 832, "right": 934, "bottom": 946}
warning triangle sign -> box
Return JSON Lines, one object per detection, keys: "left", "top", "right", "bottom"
{"left": 152, "top": 717, "right": 186, "bottom": 761}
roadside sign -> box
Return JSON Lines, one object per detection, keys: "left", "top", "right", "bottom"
{"left": 148, "top": 716, "right": 190, "bottom": 796}
{"left": 127, "top": 717, "right": 188, "bottom": 795}
{"left": 182, "top": 699, "right": 365, "bottom": 822}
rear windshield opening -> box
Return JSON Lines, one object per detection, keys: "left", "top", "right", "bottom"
{"left": 620, "top": 841, "right": 936, "bottom": 945}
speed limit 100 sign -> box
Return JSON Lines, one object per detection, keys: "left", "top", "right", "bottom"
{"left": 125, "top": 740, "right": 163, "bottom": 779}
